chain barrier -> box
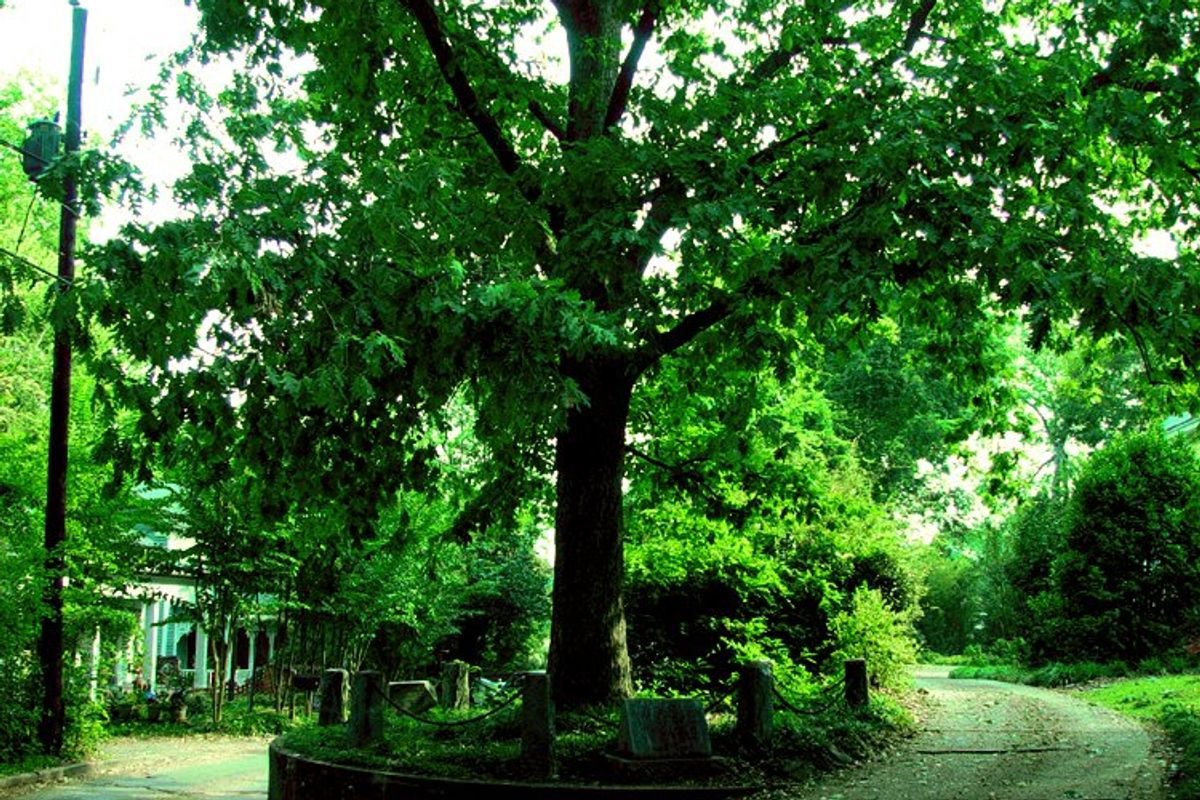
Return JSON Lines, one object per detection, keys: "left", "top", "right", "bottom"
{"left": 704, "top": 684, "right": 738, "bottom": 714}
{"left": 372, "top": 674, "right": 526, "bottom": 728}
{"left": 771, "top": 672, "right": 846, "bottom": 716}
{"left": 369, "top": 666, "right": 846, "bottom": 728}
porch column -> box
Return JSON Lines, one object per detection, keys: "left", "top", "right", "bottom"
{"left": 88, "top": 625, "right": 101, "bottom": 702}
{"left": 224, "top": 621, "right": 234, "bottom": 684}
{"left": 247, "top": 627, "right": 258, "bottom": 675}
{"left": 194, "top": 625, "right": 209, "bottom": 689}
{"left": 142, "top": 601, "right": 159, "bottom": 692}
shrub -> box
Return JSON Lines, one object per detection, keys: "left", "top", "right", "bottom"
{"left": 185, "top": 690, "right": 212, "bottom": 719}
{"left": 1052, "top": 431, "right": 1200, "bottom": 663}
{"left": 828, "top": 586, "right": 917, "bottom": 692}
{"left": 1162, "top": 705, "right": 1200, "bottom": 799}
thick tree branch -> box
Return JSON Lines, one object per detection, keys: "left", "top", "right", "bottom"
{"left": 625, "top": 443, "right": 724, "bottom": 505}
{"left": 752, "top": 35, "right": 855, "bottom": 82}
{"left": 750, "top": 0, "right": 931, "bottom": 84}
{"left": 746, "top": 120, "right": 831, "bottom": 170}
{"left": 400, "top": 0, "right": 541, "bottom": 203}
{"left": 895, "top": 0, "right": 937, "bottom": 64}
{"left": 1121, "top": 319, "right": 1167, "bottom": 386}
{"left": 625, "top": 443, "right": 685, "bottom": 473}
{"left": 529, "top": 100, "right": 567, "bottom": 142}
{"left": 646, "top": 298, "right": 735, "bottom": 363}
{"left": 1081, "top": 37, "right": 1170, "bottom": 97}
{"left": 604, "top": 1, "right": 660, "bottom": 130}
{"left": 635, "top": 184, "right": 884, "bottom": 369}
{"left": 629, "top": 173, "right": 686, "bottom": 275}
{"left": 1083, "top": 70, "right": 1167, "bottom": 96}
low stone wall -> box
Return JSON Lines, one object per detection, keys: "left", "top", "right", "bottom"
{"left": 268, "top": 738, "right": 758, "bottom": 800}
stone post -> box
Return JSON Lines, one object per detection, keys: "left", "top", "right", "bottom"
{"left": 440, "top": 660, "right": 470, "bottom": 711}
{"left": 736, "top": 660, "right": 773, "bottom": 750}
{"left": 520, "top": 672, "right": 555, "bottom": 777}
{"left": 845, "top": 659, "right": 869, "bottom": 709}
{"left": 318, "top": 669, "right": 350, "bottom": 726}
{"left": 350, "top": 671, "right": 385, "bottom": 746}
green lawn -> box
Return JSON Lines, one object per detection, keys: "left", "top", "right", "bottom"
{"left": 1083, "top": 673, "right": 1200, "bottom": 718}
{"left": 1082, "top": 674, "right": 1200, "bottom": 798}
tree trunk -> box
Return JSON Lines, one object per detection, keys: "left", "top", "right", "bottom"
{"left": 548, "top": 357, "right": 635, "bottom": 709}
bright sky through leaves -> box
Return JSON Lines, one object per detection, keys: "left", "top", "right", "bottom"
{"left": 0, "top": 0, "right": 195, "bottom": 136}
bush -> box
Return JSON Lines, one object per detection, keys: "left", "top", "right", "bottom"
{"left": 625, "top": 467, "right": 920, "bottom": 694}
{"left": 915, "top": 547, "right": 980, "bottom": 656}
{"left": 828, "top": 586, "right": 917, "bottom": 692}
{"left": 1052, "top": 431, "right": 1200, "bottom": 662}
{"left": 185, "top": 690, "right": 212, "bottom": 719}
{"left": 1162, "top": 705, "right": 1200, "bottom": 799}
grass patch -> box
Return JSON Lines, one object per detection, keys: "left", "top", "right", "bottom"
{"left": 949, "top": 661, "right": 1132, "bottom": 687}
{"left": 0, "top": 753, "right": 72, "bottom": 777}
{"left": 917, "top": 652, "right": 973, "bottom": 666}
{"left": 1083, "top": 674, "right": 1200, "bottom": 799}
{"left": 105, "top": 695, "right": 301, "bottom": 739}
{"left": 279, "top": 694, "right": 914, "bottom": 787}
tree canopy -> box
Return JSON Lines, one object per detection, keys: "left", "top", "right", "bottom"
{"left": 88, "top": 0, "right": 1200, "bottom": 706}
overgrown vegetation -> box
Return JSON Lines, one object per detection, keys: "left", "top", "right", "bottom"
{"left": 103, "top": 693, "right": 298, "bottom": 739}
{"left": 917, "top": 430, "right": 1200, "bottom": 666}
{"left": 3, "top": 0, "right": 1200, "bottom": 789}
{"left": 920, "top": 427, "right": 1200, "bottom": 796}
{"left": 279, "top": 694, "right": 913, "bottom": 787}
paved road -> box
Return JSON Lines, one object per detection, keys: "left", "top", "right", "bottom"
{"left": 3, "top": 737, "right": 268, "bottom": 800}
{"left": 783, "top": 666, "right": 1165, "bottom": 800}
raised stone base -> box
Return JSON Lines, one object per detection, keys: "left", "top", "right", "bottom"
{"left": 270, "top": 739, "right": 757, "bottom": 800}
{"left": 603, "top": 753, "right": 725, "bottom": 783}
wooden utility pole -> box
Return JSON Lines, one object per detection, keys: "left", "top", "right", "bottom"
{"left": 37, "top": 1, "right": 87, "bottom": 756}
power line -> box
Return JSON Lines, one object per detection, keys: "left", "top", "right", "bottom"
{"left": 0, "top": 246, "right": 72, "bottom": 286}
{"left": 1, "top": 140, "right": 82, "bottom": 220}
{"left": 0, "top": 137, "right": 49, "bottom": 166}
{"left": 15, "top": 192, "right": 38, "bottom": 255}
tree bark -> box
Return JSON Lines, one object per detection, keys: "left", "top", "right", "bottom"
{"left": 548, "top": 356, "right": 636, "bottom": 708}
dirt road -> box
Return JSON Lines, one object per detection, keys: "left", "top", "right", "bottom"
{"left": 786, "top": 666, "right": 1165, "bottom": 800}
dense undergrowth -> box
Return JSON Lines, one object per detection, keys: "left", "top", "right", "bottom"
{"left": 103, "top": 693, "right": 300, "bottom": 739}
{"left": 948, "top": 658, "right": 1194, "bottom": 687}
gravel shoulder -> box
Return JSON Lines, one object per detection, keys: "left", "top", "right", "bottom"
{"left": 780, "top": 666, "right": 1165, "bottom": 800}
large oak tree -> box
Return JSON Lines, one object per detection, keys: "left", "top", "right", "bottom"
{"left": 90, "top": 0, "right": 1199, "bottom": 707}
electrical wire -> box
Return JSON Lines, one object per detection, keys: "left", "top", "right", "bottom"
{"left": 0, "top": 247, "right": 71, "bottom": 286}
{"left": 14, "top": 192, "right": 37, "bottom": 256}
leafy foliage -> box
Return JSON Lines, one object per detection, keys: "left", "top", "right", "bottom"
{"left": 625, "top": 357, "right": 920, "bottom": 692}
{"left": 1050, "top": 431, "right": 1200, "bottom": 661}
{"left": 0, "top": 76, "right": 148, "bottom": 761}
{"left": 922, "top": 427, "right": 1200, "bottom": 669}
{"left": 83, "top": 0, "right": 1200, "bottom": 704}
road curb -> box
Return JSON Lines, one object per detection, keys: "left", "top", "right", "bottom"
{"left": 0, "top": 761, "right": 94, "bottom": 792}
